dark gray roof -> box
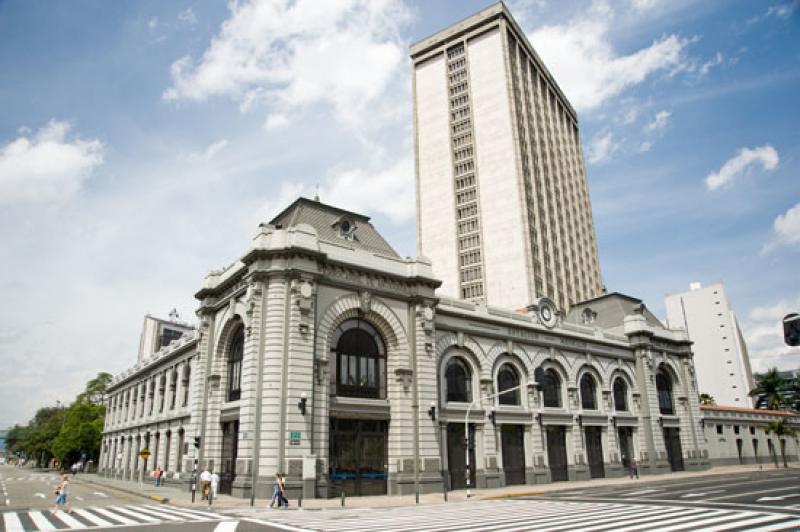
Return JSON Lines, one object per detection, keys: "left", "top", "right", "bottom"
{"left": 566, "top": 292, "right": 665, "bottom": 330}
{"left": 269, "top": 197, "right": 400, "bottom": 258}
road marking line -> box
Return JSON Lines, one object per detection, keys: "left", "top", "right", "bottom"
{"left": 707, "top": 485, "right": 800, "bottom": 501}
{"left": 590, "top": 509, "right": 727, "bottom": 532}
{"left": 73, "top": 508, "right": 114, "bottom": 527}
{"left": 699, "top": 514, "right": 790, "bottom": 532}
{"left": 147, "top": 504, "right": 224, "bottom": 518}
{"left": 92, "top": 506, "right": 140, "bottom": 525}
{"left": 52, "top": 510, "right": 87, "bottom": 529}
{"left": 34, "top": 492, "right": 46, "bottom": 498}
{"left": 757, "top": 493, "right": 800, "bottom": 502}
{"left": 109, "top": 505, "right": 160, "bottom": 522}
{"left": 243, "top": 517, "right": 312, "bottom": 532}
{"left": 214, "top": 521, "right": 240, "bottom": 532}
{"left": 29, "top": 511, "right": 57, "bottom": 530}
{"left": 748, "top": 519, "right": 800, "bottom": 532}
{"left": 681, "top": 489, "right": 726, "bottom": 498}
{"left": 621, "top": 488, "right": 662, "bottom": 496}
{"left": 93, "top": 491, "right": 108, "bottom": 497}
{"left": 2, "top": 511, "right": 25, "bottom": 531}
{"left": 127, "top": 505, "right": 184, "bottom": 521}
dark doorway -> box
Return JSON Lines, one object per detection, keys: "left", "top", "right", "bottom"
{"left": 501, "top": 425, "right": 526, "bottom": 486}
{"left": 585, "top": 427, "right": 605, "bottom": 478}
{"left": 219, "top": 420, "right": 239, "bottom": 495}
{"left": 736, "top": 439, "right": 743, "bottom": 464}
{"left": 546, "top": 426, "right": 568, "bottom": 481}
{"left": 446, "top": 423, "right": 476, "bottom": 490}
{"left": 329, "top": 418, "right": 388, "bottom": 497}
{"left": 617, "top": 427, "right": 634, "bottom": 469}
{"left": 663, "top": 427, "right": 684, "bottom": 471}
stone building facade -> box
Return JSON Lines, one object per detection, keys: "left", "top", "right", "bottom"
{"left": 100, "top": 198, "right": 711, "bottom": 499}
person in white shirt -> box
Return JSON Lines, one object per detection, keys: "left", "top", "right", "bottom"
{"left": 199, "top": 468, "right": 212, "bottom": 500}
{"left": 210, "top": 471, "right": 220, "bottom": 500}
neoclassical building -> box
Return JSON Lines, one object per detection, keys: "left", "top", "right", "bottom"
{"left": 101, "top": 198, "right": 714, "bottom": 499}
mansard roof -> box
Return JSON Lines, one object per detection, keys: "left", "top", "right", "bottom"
{"left": 269, "top": 197, "right": 400, "bottom": 259}
{"left": 566, "top": 292, "right": 666, "bottom": 331}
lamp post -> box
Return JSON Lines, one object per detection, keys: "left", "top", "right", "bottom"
{"left": 463, "top": 382, "right": 527, "bottom": 498}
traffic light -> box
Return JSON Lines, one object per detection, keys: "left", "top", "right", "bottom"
{"left": 784, "top": 313, "right": 800, "bottom": 347}
{"left": 193, "top": 436, "right": 201, "bottom": 449}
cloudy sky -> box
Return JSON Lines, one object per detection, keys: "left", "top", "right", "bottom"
{"left": 0, "top": 0, "right": 798, "bottom": 428}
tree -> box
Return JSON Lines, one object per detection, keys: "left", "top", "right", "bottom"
{"left": 699, "top": 393, "right": 716, "bottom": 405}
{"left": 52, "top": 401, "right": 105, "bottom": 465}
{"left": 750, "top": 368, "right": 787, "bottom": 410}
{"left": 77, "top": 372, "right": 113, "bottom": 405}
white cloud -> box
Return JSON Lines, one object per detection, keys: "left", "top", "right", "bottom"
{"left": 178, "top": 8, "right": 197, "bottom": 25}
{"left": 762, "top": 202, "right": 800, "bottom": 254}
{"left": 163, "top": 0, "right": 411, "bottom": 129}
{"left": 639, "top": 141, "right": 652, "bottom": 152}
{"left": 148, "top": 17, "right": 158, "bottom": 31}
{"left": 643, "top": 110, "right": 671, "bottom": 133}
{"left": 182, "top": 139, "right": 228, "bottom": 163}
{"left": 587, "top": 131, "right": 621, "bottom": 164}
{"left": 264, "top": 114, "right": 289, "bottom": 130}
{"left": 0, "top": 120, "right": 104, "bottom": 204}
{"left": 705, "top": 145, "right": 779, "bottom": 191}
{"left": 630, "top": 0, "right": 658, "bottom": 11}
{"left": 747, "top": 3, "right": 796, "bottom": 25}
{"left": 622, "top": 108, "right": 639, "bottom": 125}
{"left": 523, "top": 3, "right": 690, "bottom": 110}
{"left": 744, "top": 295, "right": 800, "bottom": 373}
{"left": 699, "top": 51, "right": 723, "bottom": 77}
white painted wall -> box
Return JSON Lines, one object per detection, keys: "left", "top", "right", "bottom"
{"left": 665, "top": 282, "right": 754, "bottom": 407}
{"left": 414, "top": 54, "right": 459, "bottom": 299}
{"left": 467, "top": 28, "right": 530, "bottom": 310}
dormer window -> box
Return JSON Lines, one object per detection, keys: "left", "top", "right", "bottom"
{"left": 581, "top": 307, "right": 597, "bottom": 325}
{"left": 333, "top": 216, "right": 357, "bottom": 240}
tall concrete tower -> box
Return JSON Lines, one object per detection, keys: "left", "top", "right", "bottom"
{"left": 411, "top": 2, "right": 603, "bottom": 312}
{"left": 665, "top": 282, "right": 755, "bottom": 407}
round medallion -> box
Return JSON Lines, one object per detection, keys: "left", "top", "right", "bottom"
{"left": 536, "top": 297, "right": 559, "bottom": 329}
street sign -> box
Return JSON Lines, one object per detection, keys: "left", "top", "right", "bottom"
{"left": 139, "top": 448, "right": 151, "bottom": 460}
{"left": 289, "top": 431, "right": 301, "bottom": 445}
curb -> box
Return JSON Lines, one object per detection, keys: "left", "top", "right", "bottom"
{"left": 481, "top": 491, "right": 544, "bottom": 500}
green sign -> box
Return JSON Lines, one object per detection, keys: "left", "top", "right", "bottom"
{"left": 289, "top": 431, "right": 301, "bottom": 445}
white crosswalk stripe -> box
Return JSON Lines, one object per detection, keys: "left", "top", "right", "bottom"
{"left": 0, "top": 504, "right": 227, "bottom": 530}
{"left": 245, "top": 499, "right": 800, "bottom": 532}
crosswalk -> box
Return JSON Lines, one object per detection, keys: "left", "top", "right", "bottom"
{"left": 1, "top": 504, "right": 225, "bottom": 530}
{"left": 244, "top": 499, "right": 800, "bottom": 532}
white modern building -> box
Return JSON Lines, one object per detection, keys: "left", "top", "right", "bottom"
{"left": 137, "top": 312, "right": 194, "bottom": 363}
{"left": 665, "top": 282, "right": 754, "bottom": 407}
{"left": 412, "top": 2, "right": 603, "bottom": 312}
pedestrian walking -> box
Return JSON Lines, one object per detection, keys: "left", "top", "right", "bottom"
{"left": 153, "top": 467, "right": 162, "bottom": 487}
{"left": 278, "top": 473, "right": 289, "bottom": 508}
{"left": 199, "top": 467, "right": 212, "bottom": 500}
{"left": 269, "top": 473, "right": 283, "bottom": 508}
{"left": 629, "top": 458, "right": 639, "bottom": 479}
{"left": 52, "top": 474, "right": 72, "bottom": 514}
{"left": 210, "top": 470, "right": 219, "bottom": 500}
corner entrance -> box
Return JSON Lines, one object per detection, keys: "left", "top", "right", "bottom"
{"left": 501, "top": 425, "right": 526, "bottom": 486}
{"left": 329, "top": 418, "right": 388, "bottom": 497}
{"left": 446, "top": 423, "right": 476, "bottom": 490}
{"left": 546, "top": 426, "right": 568, "bottom": 481}
{"left": 663, "top": 427, "right": 684, "bottom": 471}
{"left": 617, "top": 427, "right": 634, "bottom": 469}
{"left": 219, "top": 420, "right": 239, "bottom": 495}
{"left": 585, "top": 427, "right": 604, "bottom": 478}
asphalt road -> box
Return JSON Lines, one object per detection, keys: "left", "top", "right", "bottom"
{"left": 537, "top": 468, "right": 800, "bottom": 515}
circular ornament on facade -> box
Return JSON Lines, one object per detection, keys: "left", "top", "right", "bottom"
{"left": 300, "top": 282, "right": 312, "bottom": 299}
{"left": 536, "top": 297, "right": 559, "bottom": 329}
{"left": 423, "top": 307, "right": 434, "bottom": 321}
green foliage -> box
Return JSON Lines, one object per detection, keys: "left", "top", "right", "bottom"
{"left": 764, "top": 418, "right": 797, "bottom": 468}
{"left": 699, "top": 393, "right": 716, "bottom": 405}
{"left": 7, "top": 372, "right": 112, "bottom": 466}
{"left": 750, "top": 368, "right": 788, "bottom": 410}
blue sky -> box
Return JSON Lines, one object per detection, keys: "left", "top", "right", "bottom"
{"left": 0, "top": 0, "right": 798, "bottom": 427}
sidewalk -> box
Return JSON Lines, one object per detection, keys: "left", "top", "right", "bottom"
{"left": 73, "top": 463, "right": 796, "bottom": 512}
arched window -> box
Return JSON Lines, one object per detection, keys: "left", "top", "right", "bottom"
{"left": 227, "top": 328, "right": 244, "bottom": 402}
{"left": 158, "top": 374, "right": 167, "bottom": 412}
{"left": 656, "top": 368, "right": 674, "bottom": 415}
{"left": 169, "top": 368, "right": 178, "bottom": 410}
{"left": 497, "top": 364, "right": 520, "bottom": 405}
{"left": 182, "top": 363, "right": 191, "bottom": 407}
{"left": 580, "top": 373, "right": 597, "bottom": 410}
{"left": 333, "top": 319, "right": 386, "bottom": 399}
{"left": 613, "top": 378, "right": 628, "bottom": 412}
{"left": 445, "top": 357, "right": 472, "bottom": 403}
{"left": 540, "top": 368, "right": 561, "bottom": 408}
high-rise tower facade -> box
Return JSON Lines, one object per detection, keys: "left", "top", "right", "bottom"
{"left": 411, "top": 3, "right": 603, "bottom": 311}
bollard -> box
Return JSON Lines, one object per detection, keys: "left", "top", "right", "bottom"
{"left": 298, "top": 494, "right": 302, "bottom": 508}
{"left": 442, "top": 473, "right": 448, "bottom": 502}
{"left": 341, "top": 490, "right": 346, "bottom": 507}
{"left": 415, "top": 485, "right": 419, "bottom": 504}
